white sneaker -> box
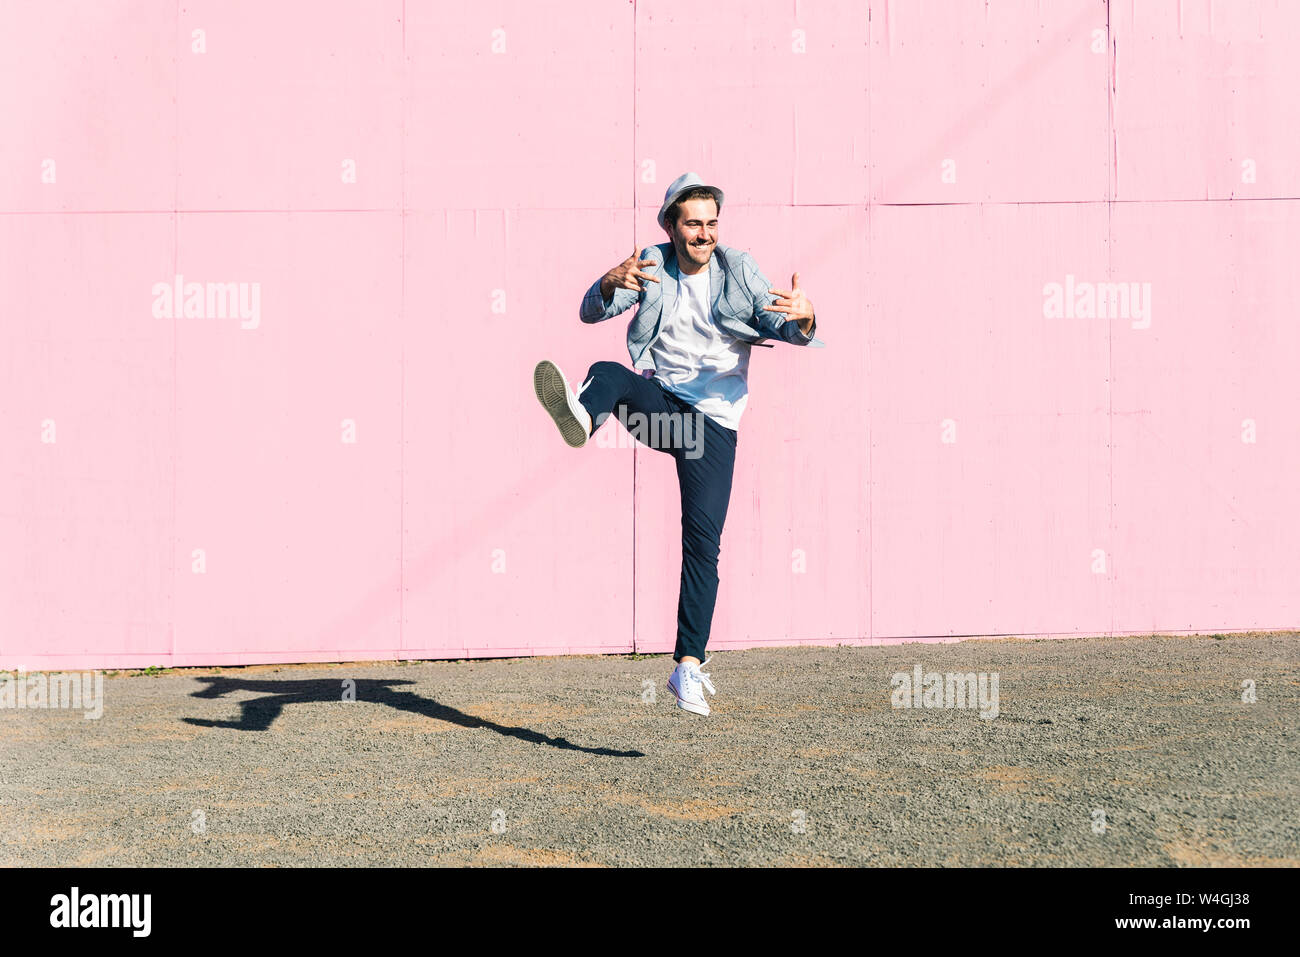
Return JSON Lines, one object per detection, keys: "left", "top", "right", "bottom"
{"left": 534, "top": 359, "right": 594, "bottom": 448}
{"left": 666, "top": 657, "right": 716, "bottom": 716}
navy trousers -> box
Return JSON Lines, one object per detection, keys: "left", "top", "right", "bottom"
{"left": 577, "top": 361, "right": 737, "bottom": 663}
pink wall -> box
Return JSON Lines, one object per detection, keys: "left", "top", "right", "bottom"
{"left": 2, "top": 0, "right": 1297, "bottom": 671}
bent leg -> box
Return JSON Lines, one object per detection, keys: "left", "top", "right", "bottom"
{"left": 577, "top": 361, "right": 679, "bottom": 450}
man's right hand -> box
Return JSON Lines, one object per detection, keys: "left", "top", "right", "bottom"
{"left": 600, "top": 247, "right": 661, "bottom": 299}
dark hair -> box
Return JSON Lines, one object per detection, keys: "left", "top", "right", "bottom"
{"left": 664, "top": 187, "right": 719, "bottom": 229}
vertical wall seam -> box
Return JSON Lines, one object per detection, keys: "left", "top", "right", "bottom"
{"left": 399, "top": 0, "right": 406, "bottom": 656}
{"left": 866, "top": 0, "right": 873, "bottom": 644}
{"left": 1106, "top": 0, "right": 1115, "bottom": 638}
{"left": 631, "top": 0, "right": 638, "bottom": 654}
{"left": 170, "top": 0, "right": 179, "bottom": 666}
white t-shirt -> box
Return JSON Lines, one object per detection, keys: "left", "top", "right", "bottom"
{"left": 648, "top": 269, "right": 751, "bottom": 431}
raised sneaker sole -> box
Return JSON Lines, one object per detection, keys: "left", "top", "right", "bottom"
{"left": 533, "top": 360, "right": 588, "bottom": 449}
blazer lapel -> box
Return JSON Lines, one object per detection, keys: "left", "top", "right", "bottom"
{"left": 708, "top": 252, "right": 724, "bottom": 318}
{"left": 662, "top": 245, "right": 680, "bottom": 320}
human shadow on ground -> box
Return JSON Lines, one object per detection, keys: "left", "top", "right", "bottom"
{"left": 180, "top": 676, "right": 643, "bottom": 757}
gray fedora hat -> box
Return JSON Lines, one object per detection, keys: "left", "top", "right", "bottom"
{"left": 658, "top": 172, "right": 725, "bottom": 229}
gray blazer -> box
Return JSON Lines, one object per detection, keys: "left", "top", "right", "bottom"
{"left": 579, "top": 242, "right": 826, "bottom": 372}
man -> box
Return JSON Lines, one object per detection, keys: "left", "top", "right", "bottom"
{"left": 533, "top": 172, "right": 825, "bottom": 716}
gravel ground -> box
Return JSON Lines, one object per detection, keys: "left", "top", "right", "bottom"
{"left": 2, "top": 633, "right": 1297, "bottom": 867}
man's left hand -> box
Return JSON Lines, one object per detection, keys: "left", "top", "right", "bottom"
{"left": 767, "top": 272, "right": 816, "bottom": 337}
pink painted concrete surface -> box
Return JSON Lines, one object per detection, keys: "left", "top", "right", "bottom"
{"left": 1, "top": 1, "right": 1297, "bottom": 670}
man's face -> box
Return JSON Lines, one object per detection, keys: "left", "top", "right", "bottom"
{"left": 667, "top": 197, "right": 719, "bottom": 270}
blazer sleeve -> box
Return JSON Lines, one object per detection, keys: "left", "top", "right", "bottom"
{"left": 739, "top": 252, "right": 823, "bottom": 347}
{"left": 580, "top": 277, "right": 638, "bottom": 324}
{"left": 580, "top": 248, "right": 657, "bottom": 323}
